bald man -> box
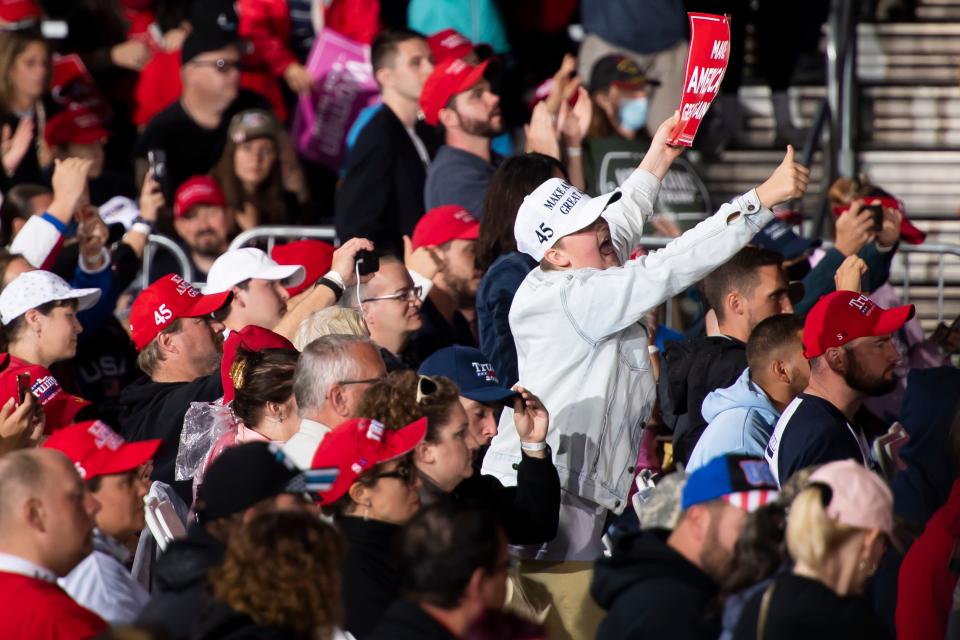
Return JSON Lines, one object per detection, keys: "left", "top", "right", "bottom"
{"left": 0, "top": 449, "right": 106, "bottom": 638}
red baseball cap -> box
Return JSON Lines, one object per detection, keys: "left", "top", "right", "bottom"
{"left": 271, "top": 240, "right": 336, "bottom": 297}
{"left": 174, "top": 176, "right": 226, "bottom": 217}
{"left": 412, "top": 204, "right": 480, "bottom": 249}
{"left": 44, "top": 420, "right": 161, "bottom": 481}
{"left": 44, "top": 108, "right": 109, "bottom": 148}
{"left": 831, "top": 197, "right": 926, "bottom": 245}
{"left": 0, "top": 354, "right": 89, "bottom": 435}
{"left": 420, "top": 57, "right": 493, "bottom": 126}
{"left": 0, "top": 0, "right": 41, "bottom": 23}
{"left": 129, "top": 274, "right": 230, "bottom": 351}
{"left": 427, "top": 29, "right": 474, "bottom": 64}
{"left": 803, "top": 290, "right": 915, "bottom": 359}
{"left": 221, "top": 325, "right": 296, "bottom": 404}
{"left": 310, "top": 417, "right": 427, "bottom": 505}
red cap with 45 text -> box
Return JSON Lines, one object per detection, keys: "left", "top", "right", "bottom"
{"left": 129, "top": 274, "right": 230, "bottom": 351}
{"left": 802, "top": 290, "right": 914, "bottom": 359}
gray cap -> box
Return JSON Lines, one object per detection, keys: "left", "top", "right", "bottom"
{"left": 634, "top": 471, "right": 686, "bottom": 531}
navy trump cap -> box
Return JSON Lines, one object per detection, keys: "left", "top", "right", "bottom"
{"left": 418, "top": 345, "right": 518, "bottom": 405}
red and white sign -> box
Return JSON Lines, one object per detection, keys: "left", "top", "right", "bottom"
{"left": 667, "top": 13, "right": 731, "bottom": 147}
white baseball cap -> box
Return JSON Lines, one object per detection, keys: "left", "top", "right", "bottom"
{"left": 202, "top": 248, "right": 306, "bottom": 295}
{"left": 0, "top": 270, "right": 101, "bottom": 325}
{"left": 514, "top": 178, "right": 623, "bottom": 262}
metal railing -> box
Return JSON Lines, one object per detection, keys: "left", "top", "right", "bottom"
{"left": 141, "top": 234, "right": 193, "bottom": 289}
{"left": 228, "top": 225, "right": 337, "bottom": 252}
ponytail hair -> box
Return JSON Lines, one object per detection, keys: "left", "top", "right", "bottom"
{"left": 785, "top": 485, "right": 861, "bottom": 570}
{"left": 230, "top": 346, "right": 298, "bottom": 427}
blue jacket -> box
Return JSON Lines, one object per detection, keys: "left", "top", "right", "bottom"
{"left": 687, "top": 368, "right": 780, "bottom": 472}
{"left": 476, "top": 251, "right": 535, "bottom": 388}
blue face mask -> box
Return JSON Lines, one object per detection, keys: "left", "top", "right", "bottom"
{"left": 618, "top": 96, "right": 649, "bottom": 133}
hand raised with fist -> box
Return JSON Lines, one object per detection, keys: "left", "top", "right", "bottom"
{"left": 755, "top": 145, "right": 811, "bottom": 209}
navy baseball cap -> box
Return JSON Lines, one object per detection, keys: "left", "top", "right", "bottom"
{"left": 752, "top": 219, "right": 818, "bottom": 260}
{"left": 682, "top": 454, "right": 779, "bottom": 512}
{"left": 418, "top": 346, "right": 518, "bottom": 404}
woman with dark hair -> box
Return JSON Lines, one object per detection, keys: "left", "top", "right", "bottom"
{"left": 210, "top": 109, "right": 307, "bottom": 231}
{"left": 195, "top": 510, "right": 351, "bottom": 640}
{"left": 476, "top": 153, "right": 568, "bottom": 387}
{"left": 0, "top": 28, "right": 50, "bottom": 187}
{"left": 311, "top": 414, "right": 426, "bottom": 639}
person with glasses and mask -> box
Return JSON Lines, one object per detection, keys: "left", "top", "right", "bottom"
{"left": 343, "top": 255, "right": 424, "bottom": 372}
{"left": 133, "top": 2, "right": 272, "bottom": 198}
{"left": 311, "top": 415, "right": 427, "bottom": 639}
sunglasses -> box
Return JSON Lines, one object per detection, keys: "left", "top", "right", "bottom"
{"left": 371, "top": 461, "right": 417, "bottom": 485}
{"left": 416, "top": 375, "right": 438, "bottom": 404}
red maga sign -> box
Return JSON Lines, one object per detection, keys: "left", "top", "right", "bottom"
{"left": 667, "top": 13, "right": 731, "bottom": 147}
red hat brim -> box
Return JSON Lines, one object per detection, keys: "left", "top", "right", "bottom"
{"left": 87, "top": 438, "right": 163, "bottom": 479}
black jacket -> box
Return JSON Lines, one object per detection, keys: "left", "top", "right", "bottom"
{"left": 191, "top": 597, "right": 312, "bottom": 640}
{"left": 138, "top": 524, "right": 226, "bottom": 639}
{"left": 420, "top": 451, "right": 561, "bottom": 546}
{"left": 660, "top": 335, "right": 747, "bottom": 465}
{"left": 334, "top": 105, "right": 437, "bottom": 256}
{"left": 338, "top": 516, "right": 404, "bottom": 639}
{"left": 733, "top": 573, "right": 892, "bottom": 640}
{"left": 366, "top": 599, "right": 458, "bottom": 640}
{"left": 118, "top": 373, "right": 223, "bottom": 504}
{"left": 592, "top": 530, "right": 720, "bottom": 640}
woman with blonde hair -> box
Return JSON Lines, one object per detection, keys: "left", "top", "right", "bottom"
{"left": 733, "top": 460, "right": 894, "bottom": 639}
{"left": 194, "top": 510, "right": 351, "bottom": 640}
{"left": 293, "top": 306, "right": 368, "bottom": 351}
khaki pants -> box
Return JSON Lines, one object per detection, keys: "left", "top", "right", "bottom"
{"left": 507, "top": 560, "right": 606, "bottom": 640}
{"left": 578, "top": 34, "right": 689, "bottom": 138}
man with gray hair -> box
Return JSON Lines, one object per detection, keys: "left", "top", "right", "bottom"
{"left": 282, "top": 335, "right": 387, "bottom": 468}
{"left": 0, "top": 449, "right": 106, "bottom": 637}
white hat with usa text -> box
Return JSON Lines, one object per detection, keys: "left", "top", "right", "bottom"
{"left": 513, "top": 178, "right": 622, "bottom": 262}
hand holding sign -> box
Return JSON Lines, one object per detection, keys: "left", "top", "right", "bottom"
{"left": 639, "top": 112, "right": 685, "bottom": 180}
{"left": 755, "top": 146, "right": 810, "bottom": 208}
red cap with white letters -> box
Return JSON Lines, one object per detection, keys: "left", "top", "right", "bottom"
{"left": 129, "top": 274, "right": 230, "bottom": 351}
{"left": 802, "top": 290, "right": 914, "bottom": 359}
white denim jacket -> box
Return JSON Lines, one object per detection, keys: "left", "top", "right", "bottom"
{"left": 481, "top": 168, "right": 774, "bottom": 513}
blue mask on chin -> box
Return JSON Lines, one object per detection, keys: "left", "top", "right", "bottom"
{"left": 618, "top": 97, "right": 649, "bottom": 133}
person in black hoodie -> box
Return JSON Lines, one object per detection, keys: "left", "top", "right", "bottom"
{"left": 310, "top": 415, "right": 429, "bottom": 639}
{"left": 192, "top": 511, "right": 349, "bottom": 640}
{"left": 138, "top": 442, "right": 312, "bottom": 638}
{"left": 359, "top": 368, "right": 560, "bottom": 546}
{"left": 592, "top": 454, "right": 779, "bottom": 640}
{"left": 367, "top": 502, "right": 510, "bottom": 640}
{"left": 662, "top": 247, "right": 793, "bottom": 465}
{"left": 117, "top": 274, "right": 229, "bottom": 502}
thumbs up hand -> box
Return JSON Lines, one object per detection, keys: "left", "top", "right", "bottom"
{"left": 755, "top": 145, "right": 810, "bottom": 209}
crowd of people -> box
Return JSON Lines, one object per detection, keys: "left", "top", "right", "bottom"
{"left": 0, "top": 1, "right": 957, "bottom": 639}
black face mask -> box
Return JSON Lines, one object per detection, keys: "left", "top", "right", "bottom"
{"left": 787, "top": 259, "right": 811, "bottom": 282}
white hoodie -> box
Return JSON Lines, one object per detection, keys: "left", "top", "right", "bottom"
{"left": 481, "top": 168, "right": 773, "bottom": 518}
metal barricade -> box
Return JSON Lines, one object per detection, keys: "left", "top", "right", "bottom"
{"left": 227, "top": 225, "right": 337, "bottom": 252}
{"left": 141, "top": 234, "right": 194, "bottom": 289}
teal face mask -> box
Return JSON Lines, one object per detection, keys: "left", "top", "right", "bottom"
{"left": 618, "top": 96, "right": 649, "bottom": 133}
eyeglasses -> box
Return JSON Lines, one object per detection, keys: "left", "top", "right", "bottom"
{"left": 371, "top": 463, "right": 417, "bottom": 485}
{"left": 416, "top": 374, "right": 438, "bottom": 404}
{"left": 338, "top": 376, "right": 385, "bottom": 386}
{"left": 190, "top": 58, "right": 243, "bottom": 73}
{"left": 361, "top": 286, "right": 422, "bottom": 304}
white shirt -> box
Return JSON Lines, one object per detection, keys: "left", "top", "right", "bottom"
{"left": 60, "top": 529, "right": 149, "bottom": 625}
{"left": 282, "top": 418, "right": 331, "bottom": 469}
{"left": 0, "top": 552, "right": 57, "bottom": 583}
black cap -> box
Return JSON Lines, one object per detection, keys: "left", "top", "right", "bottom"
{"left": 181, "top": 0, "right": 243, "bottom": 65}
{"left": 195, "top": 442, "right": 300, "bottom": 523}
{"left": 588, "top": 54, "right": 660, "bottom": 94}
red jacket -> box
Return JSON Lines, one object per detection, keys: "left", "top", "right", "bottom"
{"left": 238, "top": 0, "right": 296, "bottom": 120}
{"left": 0, "top": 571, "right": 106, "bottom": 639}
{"left": 897, "top": 478, "right": 960, "bottom": 639}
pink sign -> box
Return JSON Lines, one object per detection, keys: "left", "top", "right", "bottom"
{"left": 667, "top": 13, "right": 731, "bottom": 147}
{"left": 291, "top": 29, "right": 380, "bottom": 170}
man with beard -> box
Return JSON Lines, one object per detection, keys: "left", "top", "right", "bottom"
{"left": 407, "top": 205, "right": 483, "bottom": 361}
{"left": 421, "top": 57, "right": 503, "bottom": 217}
{"left": 118, "top": 274, "right": 230, "bottom": 502}
{"left": 592, "top": 454, "right": 778, "bottom": 640}
{"left": 148, "top": 177, "right": 232, "bottom": 283}
{"left": 765, "top": 290, "right": 914, "bottom": 486}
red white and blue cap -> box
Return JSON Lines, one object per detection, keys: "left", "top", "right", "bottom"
{"left": 682, "top": 454, "right": 779, "bottom": 512}
{"left": 418, "top": 345, "right": 518, "bottom": 404}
